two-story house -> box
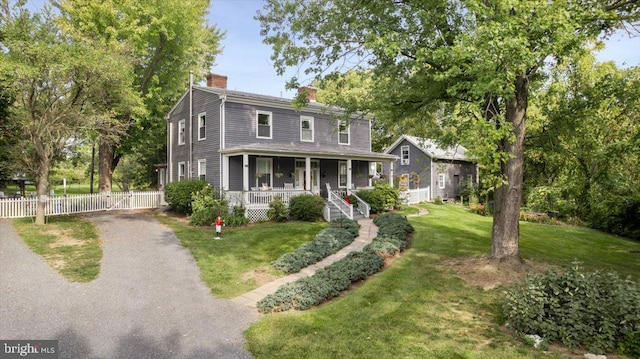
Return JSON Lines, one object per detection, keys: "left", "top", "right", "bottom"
{"left": 383, "top": 135, "right": 477, "bottom": 201}
{"left": 165, "top": 73, "right": 397, "bottom": 220}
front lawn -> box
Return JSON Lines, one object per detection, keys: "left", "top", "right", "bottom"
{"left": 156, "top": 214, "right": 328, "bottom": 298}
{"left": 245, "top": 203, "right": 640, "bottom": 359}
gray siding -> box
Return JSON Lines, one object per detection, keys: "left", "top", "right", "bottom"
{"left": 224, "top": 101, "right": 371, "bottom": 152}
{"left": 389, "top": 139, "right": 432, "bottom": 190}
{"left": 432, "top": 160, "right": 476, "bottom": 200}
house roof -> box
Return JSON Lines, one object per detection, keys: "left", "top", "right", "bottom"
{"left": 384, "top": 135, "right": 471, "bottom": 161}
{"left": 167, "top": 85, "right": 366, "bottom": 119}
{"left": 221, "top": 143, "right": 398, "bottom": 162}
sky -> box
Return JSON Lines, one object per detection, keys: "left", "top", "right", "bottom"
{"left": 25, "top": 0, "right": 640, "bottom": 99}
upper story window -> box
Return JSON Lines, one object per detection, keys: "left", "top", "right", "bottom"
{"left": 401, "top": 145, "right": 410, "bottom": 165}
{"left": 178, "top": 119, "right": 186, "bottom": 145}
{"left": 257, "top": 111, "right": 272, "bottom": 139}
{"left": 300, "top": 116, "right": 314, "bottom": 142}
{"left": 338, "top": 120, "right": 350, "bottom": 145}
{"left": 198, "top": 159, "right": 206, "bottom": 181}
{"left": 198, "top": 113, "right": 206, "bottom": 140}
{"left": 178, "top": 162, "right": 186, "bottom": 181}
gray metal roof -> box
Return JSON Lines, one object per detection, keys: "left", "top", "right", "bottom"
{"left": 385, "top": 135, "right": 470, "bottom": 161}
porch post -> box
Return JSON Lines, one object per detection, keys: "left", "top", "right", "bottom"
{"left": 389, "top": 160, "right": 394, "bottom": 187}
{"left": 222, "top": 155, "right": 229, "bottom": 190}
{"left": 346, "top": 159, "right": 352, "bottom": 190}
{"left": 305, "top": 157, "right": 311, "bottom": 192}
{"left": 243, "top": 153, "right": 249, "bottom": 191}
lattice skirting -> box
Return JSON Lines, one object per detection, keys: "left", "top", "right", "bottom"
{"left": 246, "top": 207, "right": 269, "bottom": 223}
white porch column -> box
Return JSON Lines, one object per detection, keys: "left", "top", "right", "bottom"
{"left": 305, "top": 157, "right": 311, "bottom": 191}
{"left": 222, "top": 155, "right": 229, "bottom": 190}
{"left": 346, "top": 159, "right": 352, "bottom": 190}
{"left": 389, "top": 161, "right": 394, "bottom": 187}
{"left": 243, "top": 154, "right": 249, "bottom": 191}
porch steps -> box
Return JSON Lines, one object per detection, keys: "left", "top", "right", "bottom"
{"left": 325, "top": 201, "right": 366, "bottom": 222}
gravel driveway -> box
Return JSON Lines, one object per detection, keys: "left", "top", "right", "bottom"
{"left": 0, "top": 212, "right": 257, "bottom": 358}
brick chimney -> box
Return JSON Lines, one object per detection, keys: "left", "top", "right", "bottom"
{"left": 298, "top": 86, "right": 317, "bottom": 102}
{"left": 206, "top": 73, "right": 227, "bottom": 89}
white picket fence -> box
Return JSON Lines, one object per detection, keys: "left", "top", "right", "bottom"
{"left": 402, "top": 187, "right": 431, "bottom": 204}
{"left": 0, "top": 191, "right": 166, "bottom": 219}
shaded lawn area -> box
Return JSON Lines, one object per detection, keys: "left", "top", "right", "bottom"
{"left": 12, "top": 215, "right": 102, "bottom": 282}
{"left": 156, "top": 214, "right": 328, "bottom": 298}
{"left": 245, "top": 204, "right": 639, "bottom": 359}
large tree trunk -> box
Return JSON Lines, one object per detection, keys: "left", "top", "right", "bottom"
{"left": 34, "top": 144, "right": 50, "bottom": 226}
{"left": 98, "top": 140, "right": 120, "bottom": 193}
{"left": 490, "top": 74, "right": 528, "bottom": 260}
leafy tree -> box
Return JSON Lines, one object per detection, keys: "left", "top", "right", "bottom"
{"left": 55, "top": 0, "right": 224, "bottom": 193}
{"left": 526, "top": 54, "right": 640, "bottom": 238}
{"left": 257, "top": 0, "right": 640, "bottom": 260}
{"left": 1, "top": 2, "right": 140, "bottom": 224}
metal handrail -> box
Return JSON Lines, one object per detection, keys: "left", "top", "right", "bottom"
{"left": 349, "top": 191, "right": 370, "bottom": 218}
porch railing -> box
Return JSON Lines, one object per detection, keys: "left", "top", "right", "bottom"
{"left": 0, "top": 191, "right": 166, "bottom": 219}
{"left": 328, "top": 190, "right": 353, "bottom": 219}
{"left": 225, "top": 189, "right": 310, "bottom": 208}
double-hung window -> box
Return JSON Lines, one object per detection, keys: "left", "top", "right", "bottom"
{"left": 401, "top": 145, "right": 410, "bottom": 165}
{"left": 198, "top": 159, "right": 206, "bottom": 181}
{"left": 178, "top": 162, "right": 186, "bottom": 181}
{"left": 338, "top": 161, "right": 348, "bottom": 188}
{"left": 338, "top": 120, "right": 350, "bottom": 144}
{"left": 256, "top": 158, "right": 273, "bottom": 187}
{"left": 178, "top": 119, "right": 186, "bottom": 145}
{"left": 198, "top": 113, "right": 206, "bottom": 140}
{"left": 300, "top": 116, "right": 314, "bottom": 142}
{"left": 257, "top": 111, "right": 272, "bottom": 139}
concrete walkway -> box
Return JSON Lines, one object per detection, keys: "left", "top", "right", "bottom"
{"left": 0, "top": 212, "right": 257, "bottom": 359}
{"left": 232, "top": 218, "right": 379, "bottom": 308}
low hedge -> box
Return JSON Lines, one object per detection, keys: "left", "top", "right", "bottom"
{"left": 259, "top": 214, "right": 413, "bottom": 313}
{"left": 271, "top": 219, "right": 360, "bottom": 274}
{"left": 258, "top": 251, "right": 384, "bottom": 313}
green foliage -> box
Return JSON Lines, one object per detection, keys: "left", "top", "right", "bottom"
{"left": 258, "top": 251, "right": 384, "bottom": 313}
{"left": 503, "top": 263, "right": 640, "bottom": 354}
{"left": 589, "top": 194, "right": 640, "bottom": 241}
{"left": 271, "top": 220, "right": 360, "bottom": 274}
{"left": 619, "top": 331, "right": 640, "bottom": 357}
{"left": 288, "top": 194, "right": 326, "bottom": 221}
{"left": 329, "top": 218, "right": 360, "bottom": 237}
{"left": 189, "top": 185, "right": 227, "bottom": 226}
{"left": 267, "top": 195, "right": 289, "bottom": 222}
{"left": 224, "top": 206, "right": 249, "bottom": 227}
{"left": 434, "top": 196, "right": 443, "bottom": 205}
{"left": 355, "top": 188, "right": 385, "bottom": 213}
{"left": 164, "top": 180, "right": 208, "bottom": 215}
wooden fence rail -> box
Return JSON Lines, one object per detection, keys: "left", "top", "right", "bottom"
{"left": 0, "top": 192, "right": 166, "bottom": 219}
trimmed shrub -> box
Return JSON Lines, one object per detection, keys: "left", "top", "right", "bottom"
{"left": 288, "top": 194, "right": 326, "bottom": 221}
{"left": 164, "top": 180, "right": 208, "bottom": 215}
{"left": 356, "top": 188, "right": 386, "bottom": 213}
{"left": 373, "top": 213, "right": 415, "bottom": 235}
{"left": 267, "top": 195, "right": 289, "bottom": 222}
{"left": 271, "top": 222, "right": 359, "bottom": 274}
{"left": 330, "top": 218, "right": 360, "bottom": 237}
{"left": 258, "top": 251, "right": 384, "bottom": 313}
{"left": 503, "top": 263, "right": 640, "bottom": 354}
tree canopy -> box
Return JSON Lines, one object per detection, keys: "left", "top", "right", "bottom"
{"left": 258, "top": 0, "right": 640, "bottom": 259}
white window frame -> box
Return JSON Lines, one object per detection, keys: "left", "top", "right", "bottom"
{"left": 255, "top": 157, "right": 273, "bottom": 187}
{"left": 256, "top": 111, "right": 272, "bottom": 139}
{"left": 338, "top": 120, "right": 350, "bottom": 145}
{"left": 338, "top": 161, "right": 348, "bottom": 188}
{"left": 197, "top": 159, "right": 206, "bottom": 181}
{"left": 300, "top": 116, "right": 314, "bottom": 142}
{"left": 438, "top": 173, "right": 445, "bottom": 189}
{"left": 178, "top": 161, "right": 186, "bottom": 181}
{"left": 178, "top": 119, "right": 186, "bottom": 145}
{"left": 197, "top": 112, "right": 206, "bottom": 141}
{"left": 401, "top": 145, "right": 410, "bottom": 165}
{"left": 467, "top": 174, "right": 473, "bottom": 184}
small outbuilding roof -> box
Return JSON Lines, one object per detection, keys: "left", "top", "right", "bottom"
{"left": 384, "top": 135, "right": 470, "bottom": 161}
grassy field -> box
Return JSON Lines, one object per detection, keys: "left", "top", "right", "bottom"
{"left": 156, "top": 214, "right": 329, "bottom": 298}
{"left": 244, "top": 203, "right": 640, "bottom": 359}
{"left": 12, "top": 216, "right": 102, "bottom": 282}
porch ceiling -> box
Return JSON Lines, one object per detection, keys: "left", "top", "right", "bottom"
{"left": 220, "top": 144, "right": 398, "bottom": 162}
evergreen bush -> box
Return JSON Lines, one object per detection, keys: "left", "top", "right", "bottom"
{"left": 288, "top": 194, "right": 326, "bottom": 221}
{"left": 164, "top": 180, "right": 208, "bottom": 215}
{"left": 267, "top": 195, "right": 289, "bottom": 222}
{"left": 189, "top": 185, "right": 228, "bottom": 226}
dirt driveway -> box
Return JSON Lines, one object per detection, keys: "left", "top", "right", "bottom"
{"left": 0, "top": 212, "right": 257, "bottom": 358}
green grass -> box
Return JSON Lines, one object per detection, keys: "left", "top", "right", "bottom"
{"left": 12, "top": 216, "right": 102, "bottom": 282}
{"left": 244, "top": 203, "right": 640, "bottom": 359}
{"left": 156, "top": 214, "right": 329, "bottom": 298}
